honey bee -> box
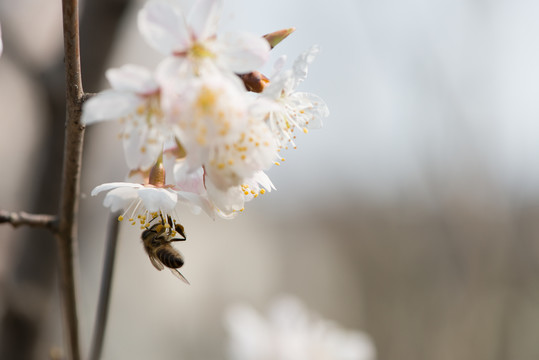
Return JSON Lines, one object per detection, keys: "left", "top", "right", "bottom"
{"left": 141, "top": 216, "right": 190, "bottom": 284}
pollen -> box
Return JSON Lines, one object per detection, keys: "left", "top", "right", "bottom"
{"left": 118, "top": 215, "right": 124, "bottom": 221}
{"left": 303, "top": 127, "right": 308, "bottom": 134}
{"left": 260, "top": 189, "right": 266, "bottom": 194}
{"left": 218, "top": 163, "right": 225, "bottom": 169}
{"left": 274, "top": 162, "right": 281, "bottom": 166}
{"left": 140, "top": 146, "right": 147, "bottom": 153}
{"left": 136, "top": 105, "right": 146, "bottom": 115}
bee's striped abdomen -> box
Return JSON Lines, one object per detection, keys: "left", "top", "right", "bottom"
{"left": 156, "top": 247, "right": 184, "bottom": 269}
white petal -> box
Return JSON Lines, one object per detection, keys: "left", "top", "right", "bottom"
{"left": 138, "top": 187, "right": 178, "bottom": 212}
{"left": 155, "top": 56, "right": 189, "bottom": 86}
{"left": 251, "top": 171, "right": 275, "bottom": 191}
{"left": 138, "top": 0, "right": 191, "bottom": 55}
{"left": 216, "top": 32, "right": 270, "bottom": 73}
{"left": 271, "top": 55, "right": 287, "bottom": 78}
{"left": 290, "top": 92, "right": 329, "bottom": 128}
{"left": 122, "top": 123, "right": 164, "bottom": 170}
{"left": 106, "top": 65, "right": 158, "bottom": 94}
{"left": 91, "top": 182, "right": 143, "bottom": 196}
{"left": 173, "top": 161, "right": 206, "bottom": 194}
{"left": 205, "top": 179, "right": 244, "bottom": 215}
{"left": 82, "top": 90, "right": 140, "bottom": 125}
{"left": 188, "top": 0, "right": 222, "bottom": 40}
{"left": 293, "top": 45, "right": 319, "bottom": 80}
{"left": 102, "top": 187, "right": 139, "bottom": 212}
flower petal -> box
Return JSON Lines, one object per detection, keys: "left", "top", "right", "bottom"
{"left": 292, "top": 45, "right": 320, "bottom": 85}
{"left": 122, "top": 122, "right": 165, "bottom": 170}
{"left": 82, "top": 90, "right": 140, "bottom": 125}
{"left": 205, "top": 178, "right": 244, "bottom": 215}
{"left": 102, "top": 186, "right": 140, "bottom": 212}
{"left": 188, "top": 0, "right": 222, "bottom": 40}
{"left": 138, "top": 0, "right": 191, "bottom": 55}
{"left": 106, "top": 65, "right": 158, "bottom": 94}
{"left": 216, "top": 32, "right": 270, "bottom": 73}
{"left": 138, "top": 187, "right": 178, "bottom": 212}
{"left": 91, "top": 182, "right": 143, "bottom": 196}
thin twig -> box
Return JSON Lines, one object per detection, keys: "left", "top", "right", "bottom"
{"left": 88, "top": 212, "right": 121, "bottom": 360}
{"left": 0, "top": 210, "right": 58, "bottom": 232}
{"left": 57, "top": 0, "right": 85, "bottom": 359}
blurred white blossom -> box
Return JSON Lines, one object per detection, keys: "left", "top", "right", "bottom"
{"left": 225, "top": 296, "right": 376, "bottom": 360}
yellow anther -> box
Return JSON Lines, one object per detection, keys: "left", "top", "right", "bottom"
{"left": 241, "top": 154, "right": 246, "bottom": 160}
{"left": 136, "top": 105, "right": 145, "bottom": 115}
{"left": 128, "top": 218, "right": 134, "bottom": 222}
{"left": 250, "top": 190, "right": 256, "bottom": 194}
{"left": 244, "top": 191, "right": 249, "bottom": 195}
{"left": 218, "top": 163, "right": 225, "bottom": 169}
{"left": 118, "top": 215, "right": 124, "bottom": 221}
{"left": 228, "top": 159, "right": 234, "bottom": 165}
{"left": 254, "top": 193, "right": 258, "bottom": 198}
{"left": 140, "top": 146, "right": 147, "bottom": 153}
{"left": 303, "top": 127, "right": 308, "bottom": 134}
{"left": 260, "top": 189, "right": 266, "bottom": 194}
{"left": 274, "top": 162, "right": 281, "bottom": 166}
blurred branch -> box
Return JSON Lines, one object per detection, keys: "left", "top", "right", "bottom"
{"left": 0, "top": 210, "right": 58, "bottom": 231}
{"left": 88, "top": 212, "right": 121, "bottom": 360}
{"left": 56, "top": 0, "right": 85, "bottom": 359}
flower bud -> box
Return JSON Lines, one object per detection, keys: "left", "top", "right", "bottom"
{"left": 238, "top": 71, "right": 270, "bottom": 93}
{"left": 263, "top": 27, "right": 296, "bottom": 49}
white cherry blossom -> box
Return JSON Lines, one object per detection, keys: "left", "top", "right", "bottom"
{"left": 259, "top": 46, "right": 329, "bottom": 149}
{"left": 91, "top": 181, "right": 206, "bottom": 230}
{"left": 138, "top": 0, "right": 269, "bottom": 75}
{"left": 82, "top": 64, "right": 169, "bottom": 171}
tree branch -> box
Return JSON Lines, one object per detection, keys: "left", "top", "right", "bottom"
{"left": 57, "top": 0, "right": 85, "bottom": 359}
{"left": 0, "top": 210, "right": 58, "bottom": 231}
{"left": 88, "top": 212, "right": 121, "bottom": 360}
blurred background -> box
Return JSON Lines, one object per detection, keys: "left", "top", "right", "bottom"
{"left": 2, "top": 0, "right": 539, "bottom": 359}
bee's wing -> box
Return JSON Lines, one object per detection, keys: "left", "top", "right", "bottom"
{"left": 148, "top": 255, "right": 165, "bottom": 271}
{"left": 170, "top": 268, "right": 190, "bottom": 285}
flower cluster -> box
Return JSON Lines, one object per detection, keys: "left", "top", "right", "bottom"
{"left": 84, "top": 0, "right": 328, "bottom": 226}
